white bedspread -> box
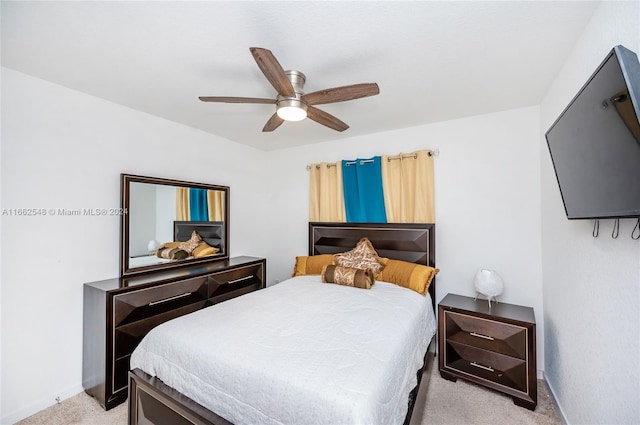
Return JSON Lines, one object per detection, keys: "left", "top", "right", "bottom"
{"left": 130, "top": 275, "right": 437, "bottom": 425}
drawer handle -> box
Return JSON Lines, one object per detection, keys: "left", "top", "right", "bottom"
{"left": 227, "top": 276, "right": 253, "bottom": 285}
{"left": 471, "top": 362, "right": 494, "bottom": 372}
{"left": 148, "top": 292, "right": 191, "bottom": 306}
{"left": 470, "top": 332, "right": 494, "bottom": 341}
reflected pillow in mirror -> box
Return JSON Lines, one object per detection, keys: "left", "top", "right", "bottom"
{"left": 292, "top": 254, "right": 335, "bottom": 277}
{"left": 156, "top": 247, "right": 189, "bottom": 260}
{"left": 333, "top": 237, "right": 385, "bottom": 276}
{"left": 155, "top": 241, "right": 181, "bottom": 252}
{"left": 321, "top": 265, "right": 374, "bottom": 289}
{"left": 192, "top": 241, "right": 220, "bottom": 258}
{"left": 178, "top": 231, "right": 202, "bottom": 254}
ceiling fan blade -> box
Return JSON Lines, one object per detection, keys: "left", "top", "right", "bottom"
{"left": 198, "top": 96, "right": 275, "bottom": 104}
{"left": 307, "top": 106, "right": 349, "bottom": 132}
{"left": 250, "top": 47, "right": 295, "bottom": 97}
{"left": 262, "top": 113, "right": 285, "bottom": 132}
{"left": 302, "top": 83, "right": 380, "bottom": 105}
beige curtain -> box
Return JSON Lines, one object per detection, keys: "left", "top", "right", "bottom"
{"left": 309, "top": 162, "right": 346, "bottom": 222}
{"left": 207, "top": 190, "right": 225, "bottom": 221}
{"left": 176, "top": 187, "right": 190, "bottom": 221}
{"left": 381, "top": 149, "right": 435, "bottom": 222}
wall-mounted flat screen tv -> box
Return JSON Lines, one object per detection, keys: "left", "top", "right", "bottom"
{"left": 546, "top": 45, "right": 640, "bottom": 219}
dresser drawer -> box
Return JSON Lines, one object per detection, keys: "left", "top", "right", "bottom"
{"left": 207, "top": 263, "right": 264, "bottom": 303}
{"left": 444, "top": 311, "right": 527, "bottom": 359}
{"left": 114, "top": 301, "right": 206, "bottom": 359}
{"left": 113, "top": 276, "right": 208, "bottom": 327}
{"left": 112, "top": 300, "right": 207, "bottom": 393}
{"left": 444, "top": 340, "right": 528, "bottom": 393}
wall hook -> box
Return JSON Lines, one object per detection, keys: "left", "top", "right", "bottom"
{"left": 612, "top": 218, "right": 620, "bottom": 239}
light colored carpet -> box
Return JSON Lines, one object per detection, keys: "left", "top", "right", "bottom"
{"left": 421, "top": 365, "right": 562, "bottom": 425}
{"left": 17, "top": 363, "right": 562, "bottom": 425}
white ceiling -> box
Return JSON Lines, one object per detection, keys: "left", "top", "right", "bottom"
{"left": 2, "top": 1, "right": 599, "bottom": 151}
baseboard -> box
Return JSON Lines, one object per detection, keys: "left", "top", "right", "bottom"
{"left": 1, "top": 383, "right": 84, "bottom": 424}
{"left": 542, "top": 373, "right": 569, "bottom": 425}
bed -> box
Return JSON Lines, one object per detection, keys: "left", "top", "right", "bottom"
{"left": 129, "top": 221, "right": 226, "bottom": 268}
{"left": 128, "top": 222, "right": 436, "bottom": 425}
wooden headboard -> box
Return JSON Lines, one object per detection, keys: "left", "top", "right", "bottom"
{"left": 309, "top": 222, "right": 436, "bottom": 310}
{"left": 174, "top": 221, "right": 226, "bottom": 256}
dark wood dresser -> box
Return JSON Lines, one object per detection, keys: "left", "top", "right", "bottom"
{"left": 82, "top": 256, "right": 265, "bottom": 410}
{"left": 438, "top": 293, "right": 537, "bottom": 410}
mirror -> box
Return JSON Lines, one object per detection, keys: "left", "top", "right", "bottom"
{"left": 120, "top": 174, "right": 230, "bottom": 277}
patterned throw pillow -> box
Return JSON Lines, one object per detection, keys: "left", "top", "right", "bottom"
{"left": 333, "top": 237, "right": 385, "bottom": 276}
{"left": 156, "top": 247, "right": 189, "bottom": 260}
{"left": 321, "top": 265, "right": 375, "bottom": 289}
{"left": 178, "top": 231, "right": 202, "bottom": 254}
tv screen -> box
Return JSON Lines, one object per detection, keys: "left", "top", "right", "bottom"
{"left": 546, "top": 45, "right": 640, "bottom": 219}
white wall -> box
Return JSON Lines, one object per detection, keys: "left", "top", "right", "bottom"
{"left": 129, "top": 182, "right": 157, "bottom": 256}
{"left": 0, "top": 69, "right": 270, "bottom": 424}
{"left": 265, "top": 106, "right": 544, "bottom": 369}
{"left": 540, "top": 2, "right": 640, "bottom": 424}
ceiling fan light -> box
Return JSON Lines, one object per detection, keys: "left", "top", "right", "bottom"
{"left": 277, "top": 106, "right": 307, "bottom": 121}
{"left": 276, "top": 98, "right": 308, "bottom": 121}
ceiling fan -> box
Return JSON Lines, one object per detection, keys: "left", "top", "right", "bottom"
{"left": 199, "top": 47, "right": 380, "bottom": 132}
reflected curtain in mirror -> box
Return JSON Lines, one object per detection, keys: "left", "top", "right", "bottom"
{"left": 176, "top": 188, "right": 225, "bottom": 221}
{"left": 309, "top": 162, "right": 346, "bottom": 222}
{"left": 381, "top": 150, "right": 435, "bottom": 223}
{"left": 207, "top": 190, "right": 225, "bottom": 221}
{"left": 176, "top": 188, "right": 190, "bottom": 221}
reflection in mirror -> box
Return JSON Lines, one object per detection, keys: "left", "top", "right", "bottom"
{"left": 121, "top": 174, "right": 229, "bottom": 277}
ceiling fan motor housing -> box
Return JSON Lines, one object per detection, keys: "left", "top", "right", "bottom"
{"left": 276, "top": 70, "right": 308, "bottom": 120}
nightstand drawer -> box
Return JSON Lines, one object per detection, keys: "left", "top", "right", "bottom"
{"left": 444, "top": 340, "right": 528, "bottom": 393}
{"left": 444, "top": 311, "right": 527, "bottom": 359}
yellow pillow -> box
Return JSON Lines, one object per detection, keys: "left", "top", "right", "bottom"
{"left": 333, "top": 237, "right": 385, "bottom": 276}
{"left": 376, "top": 259, "right": 439, "bottom": 295}
{"left": 156, "top": 241, "right": 181, "bottom": 251}
{"left": 292, "top": 254, "right": 335, "bottom": 277}
{"left": 192, "top": 241, "right": 220, "bottom": 258}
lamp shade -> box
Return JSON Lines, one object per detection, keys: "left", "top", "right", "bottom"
{"left": 147, "top": 239, "right": 160, "bottom": 252}
{"left": 473, "top": 268, "right": 504, "bottom": 308}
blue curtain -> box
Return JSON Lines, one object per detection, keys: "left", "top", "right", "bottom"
{"left": 342, "top": 157, "right": 387, "bottom": 223}
{"left": 189, "top": 188, "right": 209, "bottom": 221}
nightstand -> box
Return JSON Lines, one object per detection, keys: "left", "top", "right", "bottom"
{"left": 438, "top": 293, "right": 537, "bottom": 410}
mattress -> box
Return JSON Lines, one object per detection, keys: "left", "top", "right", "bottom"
{"left": 128, "top": 255, "right": 171, "bottom": 268}
{"left": 130, "top": 275, "right": 437, "bottom": 425}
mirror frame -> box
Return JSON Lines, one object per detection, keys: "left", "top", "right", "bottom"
{"left": 120, "top": 173, "right": 230, "bottom": 277}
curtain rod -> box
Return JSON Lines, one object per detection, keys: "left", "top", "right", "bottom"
{"left": 306, "top": 148, "right": 439, "bottom": 170}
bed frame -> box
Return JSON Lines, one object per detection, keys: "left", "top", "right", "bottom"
{"left": 174, "top": 220, "right": 226, "bottom": 257}
{"left": 129, "top": 222, "right": 436, "bottom": 425}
